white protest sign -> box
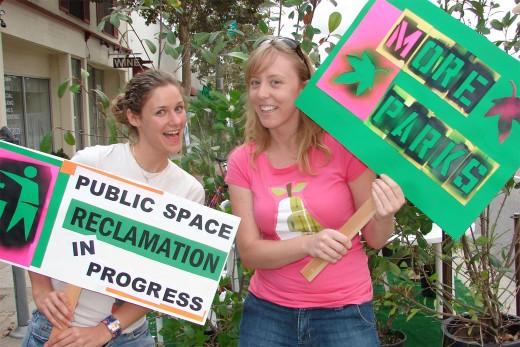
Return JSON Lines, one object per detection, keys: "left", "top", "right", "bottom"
{"left": 0, "top": 141, "right": 240, "bottom": 325}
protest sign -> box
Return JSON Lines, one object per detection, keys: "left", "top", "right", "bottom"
{"left": 296, "top": 0, "right": 520, "bottom": 239}
{"left": 0, "top": 140, "right": 240, "bottom": 324}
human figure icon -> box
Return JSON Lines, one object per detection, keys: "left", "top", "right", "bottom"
{"left": 0, "top": 165, "right": 40, "bottom": 240}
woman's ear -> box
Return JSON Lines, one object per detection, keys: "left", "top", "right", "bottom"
{"left": 127, "top": 109, "right": 141, "bottom": 128}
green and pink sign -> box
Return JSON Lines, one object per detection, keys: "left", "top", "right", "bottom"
{"left": 297, "top": 0, "right": 520, "bottom": 238}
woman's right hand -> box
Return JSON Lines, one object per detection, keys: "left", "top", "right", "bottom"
{"left": 33, "top": 288, "right": 73, "bottom": 330}
{"left": 303, "top": 228, "right": 352, "bottom": 263}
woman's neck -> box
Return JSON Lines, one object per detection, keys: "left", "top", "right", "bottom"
{"left": 266, "top": 130, "right": 299, "bottom": 168}
{"left": 131, "top": 143, "right": 169, "bottom": 173}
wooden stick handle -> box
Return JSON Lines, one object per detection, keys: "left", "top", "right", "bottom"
{"left": 48, "top": 285, "right": 82, "bottom": 340}
{"left": 300, "top": 198, "right": 376, "bottom": 282}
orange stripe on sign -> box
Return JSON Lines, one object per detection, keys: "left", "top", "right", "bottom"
{"left": 61, "top": 160, "right": 78, "bottom": 175}
{"left": 73, "top": 163, "right": 163, "bottom": 195}
{"left": 106, "top": 287, "right": 206, "bottom": 323}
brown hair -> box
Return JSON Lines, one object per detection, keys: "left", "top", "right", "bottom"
{"left": 244, "top": 39, "right": 329, "bottom": 174}
{"left": 111, "top": 70, "right": 184, "bottom": 141}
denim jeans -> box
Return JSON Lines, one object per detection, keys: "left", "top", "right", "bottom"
{"left": 239, "top": 293, "right": 380, "bottom": 347}
{"left": 21, "top": 310, "right": 155, "bottom": 347}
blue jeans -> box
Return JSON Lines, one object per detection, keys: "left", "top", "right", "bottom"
{"left": 239, "top": 293, "right": 380, "bottom": 347}
{"left": 21, "top": 310, "right": 155, "bottom": 347}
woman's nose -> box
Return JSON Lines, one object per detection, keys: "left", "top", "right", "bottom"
{"left": 169, "top": 111, "right": 186, "bottom": 125}
{"left": 257, "top": 82, "right": 270, "bottom": 99}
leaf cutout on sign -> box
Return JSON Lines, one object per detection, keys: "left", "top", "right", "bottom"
{"left": 334, "top": 51, "right": 388, "bottom": 96}
{"left": 485, "top": 81, "right": 520, "bottom": 143}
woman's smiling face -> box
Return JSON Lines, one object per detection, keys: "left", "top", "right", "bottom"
{"left": 248, "top": 52, "right": 306, "bottom": 133}
{"left": 128, "top": 84, "right": 186, "bottom": 155}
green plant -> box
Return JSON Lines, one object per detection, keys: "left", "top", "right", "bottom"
{"left": 175, "top": 89, "right": 245, "bottom": 203}
{"left": 368, "top": 202, "right": 433, "bottom": 345}
{"left": 158, "top": 262, "right": 252, "bottom": 347}
{"left": 374, "top": 176, "right": 520, "bottom": 345}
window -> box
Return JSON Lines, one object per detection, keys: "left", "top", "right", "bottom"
{"left": 71, "top": 58, "right": 85, "bottom": 150}
{"left": 96, "top": 0, "right": 117, "bottom": 37}
{"left": 87, "top": 66, "right": 107, "bottom": 146}
{"left": 4, "top": 75, "right": 52, "bottom": 150}
{"left": 59, "top": 0, "right": 90, "bottom": 23}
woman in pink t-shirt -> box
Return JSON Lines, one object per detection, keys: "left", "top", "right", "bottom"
{"left": 226, "top": 37, "right": 405, "bottom": 347}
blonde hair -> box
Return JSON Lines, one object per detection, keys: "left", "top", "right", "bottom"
{"left": 111, "top": 70, "right": 185, "bottom": 141}
{"left": 244, "top": 39, "right": 329, "bottom": 174}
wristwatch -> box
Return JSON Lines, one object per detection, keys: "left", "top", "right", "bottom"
{"left": 101, "top": 314, "right": 122, "bottom": 338}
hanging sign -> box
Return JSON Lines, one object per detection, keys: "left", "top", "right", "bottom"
{"left": 113, "top": 56, "right": 152, "bottom": 68}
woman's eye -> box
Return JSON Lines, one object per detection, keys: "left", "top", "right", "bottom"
{"left": 156, "top": 109, "right": 166, "bottom": 116}
{"left": 250, "top": 80, "right": 260, "bottom": 87}
{"left": 175, "top": 105, "right": 185, "bottom": 113}
{"left": 271, "top": 80, "right": 281, "bottom": 86}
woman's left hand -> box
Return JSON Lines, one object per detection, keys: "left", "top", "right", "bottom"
{"left": 371, "top": 174, "right": 405, "bottom": 221}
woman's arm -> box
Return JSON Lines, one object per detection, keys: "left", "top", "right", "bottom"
{"left": 230, "top": 184, "right": 351, "bottom": 269}
{"left": 46, "top": 302, "right": 150, "bottom": 347}
{"left": 28, "top": 272, "right": 73, "bottom": 330}
{"left": 349, "top": 171, "right": 405, "bottom": 249}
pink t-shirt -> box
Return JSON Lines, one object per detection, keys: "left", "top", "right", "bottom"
{"left": 226, "top": 133, "right": 373, "bottom": 308}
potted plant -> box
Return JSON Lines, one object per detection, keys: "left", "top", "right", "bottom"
{"left": 379, "top": 175, "right": 520, "bottom": 346}
{"left": 373, "top": 287, "right": 408, "bottom": 347}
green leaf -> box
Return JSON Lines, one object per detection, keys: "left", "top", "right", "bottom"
{"left": 39, "top": 133, "right": 52, "bottom": 153}
{"left": 64, "top": 131, "right": 76, "bottom": 146}
{"left": 58, "top": 81, "right": 69, "bottom": 98}
{"left": 300, "top": 39, "right": 312, "bottom": 53}
{"left": 117, "top": 13, "right": 132, "bottom": 25}
{"left": 258, "top": 20, "right": 269, "bottom": 34}
{"left": 284, "top": 0, "right": 301, "bottom": 6}
{"left": 165, "top": 45, "right": 180, "bottom": 60}
{"left": 92, "top": 89, "right": 110, "bottom": 109}
{"left": 193, "top": 32, "right": 210, "bottom": 45}
{"left": 490, "top": 19, "right": 503, "bottom": 30}
{"left": 143, "top": 39, "right": 157, "bottom": 54}
{"left": 109, "top": 13, "right": 120, "bottom": 28}
{"left": 69, "top": 83, "right": 81, "bottom": 94}
{"left": 166, "top": 31, "right": 176, "bottom": 45}
{"left": 406, "top": 308, "right": 419, "bottom": 321}
{"left": 226, "top": 51, "right": 248, "bottom": 61}
{"left": 201, "top": 49, "right": 217, "bottom": 65}
{"left": 107, "top": 117, "right": 118, "bottom": 144}
{"left": 166, "top": 0, "right": 181, "bottom": 7}
{"left": 97, "top": 20, "right": 106, "bottom": 33}
{"left": 209, "top": 31, "right": 221, "bottom": 44}
{"left": 213, "top": 37, "right": 226, "bottom": 55}
{"left": 328, "top": 12, "right": 342, "bottom": 33}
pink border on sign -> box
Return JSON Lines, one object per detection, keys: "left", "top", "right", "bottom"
{"left": 317, "top": 0, "right": 402, "bottom": 120}
{"left": 0, "top": 149, "right": 60, "bottom": 267}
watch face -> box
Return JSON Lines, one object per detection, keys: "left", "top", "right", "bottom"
{"left": 103, "top": 316, "right": 121, "bottom": 336}
{"left": 108, "top": 320, "right": 120, "bottom": 332}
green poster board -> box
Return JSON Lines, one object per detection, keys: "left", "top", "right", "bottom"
{"left": 296, "top": 0, "right": 520, "bottom": 238}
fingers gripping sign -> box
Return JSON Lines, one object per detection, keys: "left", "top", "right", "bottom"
{"left": 304, "top": 228, "right": 353, "bottom": 263}
{"left": 372, "top": 174, "right": 405, "bottom": 220}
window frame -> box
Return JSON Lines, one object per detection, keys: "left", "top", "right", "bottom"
{"left": 96, "top": 0, "right": 118, "bottom": 38}
{"left": 59, "top": 0, "right": 90, "bottom": 24}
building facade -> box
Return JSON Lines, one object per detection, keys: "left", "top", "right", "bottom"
{"left": 0, "top": 0, "right": 183, "bottom": 157}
